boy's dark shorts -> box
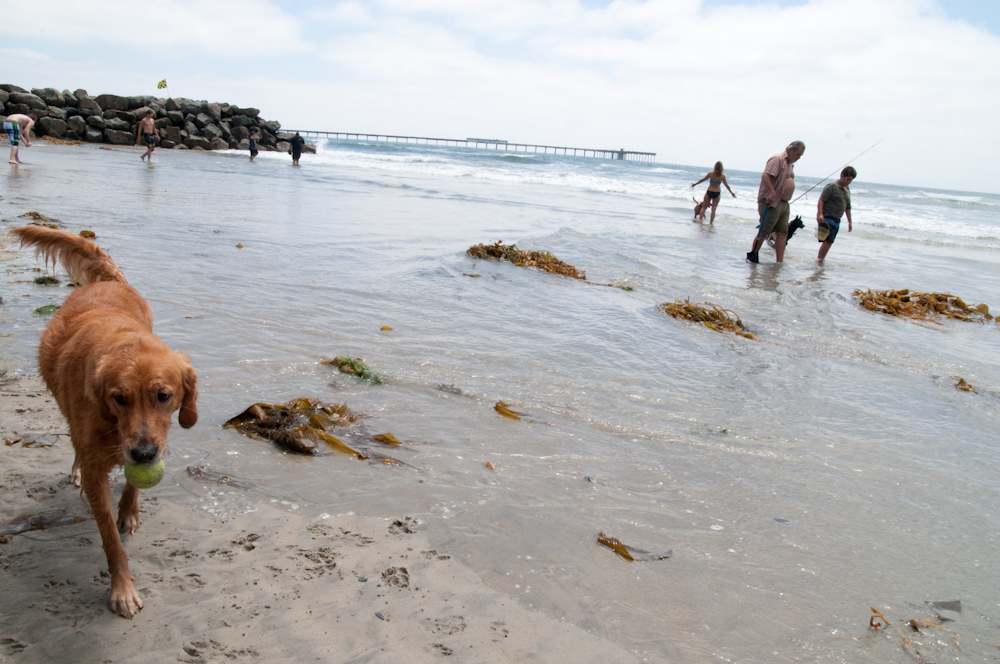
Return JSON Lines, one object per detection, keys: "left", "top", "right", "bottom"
{"left": 819, "top": 219, "right": 840, "bottom": 244}
{"left": 142, "top": 132, "right": 156, "bottom": 147}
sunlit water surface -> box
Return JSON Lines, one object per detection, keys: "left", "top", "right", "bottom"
{"left": 2, "top": 143, "right": 999, "bottom": 663}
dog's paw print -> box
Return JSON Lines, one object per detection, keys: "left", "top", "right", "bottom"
{"left": 335, "top": 528, "right": 374, "bottom": 546}
{"left": 1, "top": 638, "right": 28, "bottom": 655}
{"left": 381, "top": 566, "right": 409, "bottom": 588}
{"left": 430, "top": 643, "right": 453, "bottom": 656}
{"left": 425, "top": 616, "right": 466, "bottom": 635}
{"left": 232, "top": 533, "right": 260, "bottom": 551}
{"left": 389, "top": 517, "right": 418, "bottom": 534}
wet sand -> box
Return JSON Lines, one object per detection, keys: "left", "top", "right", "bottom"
{"left": 0, "top": 371, "right": 638, "bottom": 663}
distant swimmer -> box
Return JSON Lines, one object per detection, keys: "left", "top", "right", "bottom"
{"left": 690, "top": 161, "right": 736, "bottom": 223}
{"left": 816, "top": 166, "right": 855, "bottom": 260}
{"left": 290, "top": 132, "right": 305, "bottom": 166}
{"left": 747, "top": 141, "right": 805, "bottom": 264}
{"left": 4, "top": 113, "right": 35, "bottom": 164}
{"left": 136, "top": 110, "right": 158, "bottom": 162}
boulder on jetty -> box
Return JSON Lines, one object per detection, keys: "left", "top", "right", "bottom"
{"left": 0, "top": 83, "right": 315, "bottom": 153}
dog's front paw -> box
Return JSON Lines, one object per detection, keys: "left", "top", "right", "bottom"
{"left": 70, "top": 464, "right": 82, "bottom": 487}
{"left": 110, "top": 579, "right": 143, "bottom": 618}
{"left": 117, "top": 509, "right": 140, "bottom": 534}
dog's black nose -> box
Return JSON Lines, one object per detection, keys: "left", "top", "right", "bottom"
{"left": 130, "top": 443, "right": 159, "bottom": 464}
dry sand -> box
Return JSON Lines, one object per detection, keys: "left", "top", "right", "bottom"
{"left": 0, "top": 228, "right": 639, "bottom": 663}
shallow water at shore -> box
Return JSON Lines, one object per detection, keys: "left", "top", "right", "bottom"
{"left": 2, "top": 143, "right": 999, "bottom": 662}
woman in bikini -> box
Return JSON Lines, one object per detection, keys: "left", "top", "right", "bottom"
{"left": 691, "top": 161, "right": 736, "bottom": 223}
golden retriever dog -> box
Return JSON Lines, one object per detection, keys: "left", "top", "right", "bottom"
{"left": 11, "top": 226, "right": 198, "bottom": 618}
{"left": 692, "top": 196, "right": 709, "bottom": 220}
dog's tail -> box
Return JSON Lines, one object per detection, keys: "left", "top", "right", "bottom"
{"left": 11, "top": 226, "right": 126, "bottom": 286}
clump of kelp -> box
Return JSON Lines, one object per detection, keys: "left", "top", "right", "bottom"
{"left": 658, "top": 299, "right": 755, "bottom": 339}
{"left": 866, "top": 604, "right": 969, "bottom": 660}
{"left": 224, "top": 398, "right": 363, "bottom": 456}
{"left": 854, "top": 288, "right": 993, "bottom": 323}
{"left": 19, "top": 211, "right": 63, "bottom": 228}
{"left": 323, "top": 356, "right": 384, "bottom": 384}
{"left": 466, "top": 241, "right": 586, "bottom": 280}
{"left": 596, "top": 532, "right": 671, "bottom": 562}
{"left": 224, "top": 398, "right": 408, "bottom": 464}
{"left": 33, "top": 304, "right": 60, "bottom": 316}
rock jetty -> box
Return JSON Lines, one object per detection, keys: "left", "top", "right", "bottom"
{"left": 0, "top": 84, "right": 313, "bottom": 153}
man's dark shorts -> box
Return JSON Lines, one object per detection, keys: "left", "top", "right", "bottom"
{"left": 757, "top": 200, "right": 789, "bottom": 237}
{"left": 819, "top": 218, "right": 841, "bottom": 244}
{"left": 143, "top": 132, "right": 156, "bottom": 147}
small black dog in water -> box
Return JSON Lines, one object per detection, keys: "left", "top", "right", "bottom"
{"left": 766, "top": 215, "right": 805, "bottom": 247}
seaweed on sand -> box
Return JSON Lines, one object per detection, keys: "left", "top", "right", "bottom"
{"left": 323, "top": 356, "right": 384, "bottom": 384}
{"left": 224, "top": 398, "right": 365, "bottom": 457}
{"left": 19, "top": 211, "right": 63, "bottom": 228}
{"left": 658, "top": 299, "right": 755, "bottom": 339}
{"left": 853, "top": 288, "right": 993, "bottom": 323}
{"left": 0, "top": 509, "right": 88, "bottom": 542}
{"left": 43, "top": 136, "right": 85, "bottom": 146}
{"left": 33, "top": 304, "right": 60, "bottom": 316}
{"left": 33, "top": 275, "right": 60, "bottom": 285}
{"left": 953, "top": 376, "right": 977, "bottom": 393}
{"left": 596, "top": 532, "right": 672, "bottom": 562}
{"left": 466, "top": 241, "right": 586, "bottom": 280}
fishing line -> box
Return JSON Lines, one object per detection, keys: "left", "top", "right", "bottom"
{"left": 790, "top": 139, "right": 883, "bottom": 205}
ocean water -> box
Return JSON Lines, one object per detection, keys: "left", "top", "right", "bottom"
{"left": 2, "top": 140, "right": 999, "bottom": 663}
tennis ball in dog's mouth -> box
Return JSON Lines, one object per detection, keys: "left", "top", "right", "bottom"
{"left": 124, "top": 459, "right": 165, "bottom": 489}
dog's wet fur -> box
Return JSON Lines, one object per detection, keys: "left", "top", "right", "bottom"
{"left": 11, "top": 226, "right": 198, "bottom": 618}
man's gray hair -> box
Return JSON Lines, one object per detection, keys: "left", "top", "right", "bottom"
{"left": 787, "top": 140, "right": 806, "bottom": 151}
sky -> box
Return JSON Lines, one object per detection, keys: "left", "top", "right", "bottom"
{"left": 2, "top": 0, "right": 998, "bottom": 192}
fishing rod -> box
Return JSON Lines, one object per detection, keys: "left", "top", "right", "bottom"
{"left": 790, "top": 139, "right": 883, "bottom": 205}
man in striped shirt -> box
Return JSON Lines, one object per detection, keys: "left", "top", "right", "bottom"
{"left": 747, "top": 140, "right": 805, "bottom": 264}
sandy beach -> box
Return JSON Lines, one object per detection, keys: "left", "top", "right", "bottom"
{"left": 0, "top": 367, "right": 636, "bottom": 664}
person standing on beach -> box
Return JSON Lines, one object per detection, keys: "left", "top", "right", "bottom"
{"left": 747, "top": 140, "right": 805, "bottom": 263}
{"left": 136, "top": 110, "right": 158, "bottom": 161}
{"left": 816, "top": 166, "right": 855, "bottom": 260}
{"left": 691, "top": 162, "right": 736, "bottom": 223}
{"left": 248, "top": 129, "right": 259, "bottom": 161}
{"left": 4, "top": 113, "right": 35, "bottom": 164}
{"left": 290, "top": 132, "right": 305, "bottom": 166}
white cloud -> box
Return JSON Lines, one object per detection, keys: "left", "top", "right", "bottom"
{"left": 1, "top": 0, "right": 307, "bottom": 57}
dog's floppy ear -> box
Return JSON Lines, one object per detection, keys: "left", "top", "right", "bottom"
{"left": 178, "top": 360, "right": 198, "bottom": 429}
{"left": 87, "top": 356, "right": 118, "bottom": 423}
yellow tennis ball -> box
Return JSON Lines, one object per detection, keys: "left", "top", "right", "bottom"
{"left": 124, "top": 459, "right": 165, "bottom": 489}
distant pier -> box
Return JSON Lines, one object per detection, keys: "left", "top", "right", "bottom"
{"left": 285, "top": 131, "right": 656, "bottom": 162}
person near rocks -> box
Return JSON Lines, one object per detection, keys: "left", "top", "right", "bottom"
{"left": 816, "top": 166, "right": 855, "bottom": 260}
{"left": 690, "top": 161, "right": 736, "bottom": 223}
{"left": 4, "top": 113, "right": 35, "bottom": 164}
{"left": 747, "top": 140, "right": 805, "bottom": 264}
{"left": 136, "top": 110, "right": 158, "bottom": 161}
{"left": 248, "top": 129, "right": 259, "bottom": 161}
{"left": 290, "top": 132, "right": 305, "bottom": 166}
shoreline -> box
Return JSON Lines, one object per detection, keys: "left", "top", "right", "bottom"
{"left": 0, "top": 229, "right": 637, "bottom": 663}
